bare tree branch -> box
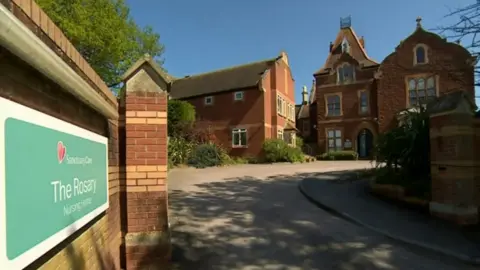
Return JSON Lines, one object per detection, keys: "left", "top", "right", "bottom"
{"left": 432, "top": 1, "right": 480, "bottom": 104}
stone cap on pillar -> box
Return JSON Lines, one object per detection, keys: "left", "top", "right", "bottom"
{"left": 121, "top": 54, "right": 173, "bottom": 94}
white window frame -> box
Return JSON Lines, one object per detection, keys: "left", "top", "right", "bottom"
{"left": 407, "top": 76, "right": 437, "bottom": 107}
{"left": 413, "top": 44, "right": 429, "bottom": 65}
{"left": 277, "top": 95, "right": 282, "bottom": 114}
{"left": 232, "top": 128, "right": 247, "bottom": 147}
{"left": 204, "top": 96, "right": 213, "bottom": 105}
{"left": 277, "top": 129, "right": 284, "bottom": 140}
{"left": 359, "top": 90, "right": 369, "bottom": 114}
{"left": 326, "top": 94, "right": 342, "bottom": 117}
{"left": 327, "top": 129, "right": 343, "bottom": 152}
{"left": 234, "top": 91, "right": 244, "bottom": 101}
{"left": 337, "top": 63, "right": 355, "bottom": 84}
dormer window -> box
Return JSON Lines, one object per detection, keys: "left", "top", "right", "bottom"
{"left": 341, "top": 38, "right": 350, "bottom": 53}
{"left": 414, "top": 44, "right": 428, "bottom": 65}
{"left": 337, "top": 63, "right": 355, "bottom": 84}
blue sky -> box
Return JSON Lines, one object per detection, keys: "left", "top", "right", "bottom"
{"left": 126, "top": 0, "right": 479, "bottom": 105}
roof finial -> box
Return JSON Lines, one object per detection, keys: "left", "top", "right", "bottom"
{"left": 416, "top": 16, "right": 422, "bottom": 28}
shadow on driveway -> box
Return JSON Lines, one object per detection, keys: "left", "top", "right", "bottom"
{"left": 169, "top": 170, "right": 474, "bottom": 270}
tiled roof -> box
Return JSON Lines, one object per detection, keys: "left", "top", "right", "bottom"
{"left": 427, "top": 90, "right": 477, "bottom": 114}
{"left": 295, "top": 105, "right": 301, "bottom": 118}
{"left": 314, "top": 27, "right": 378, "bottom": 75}
{"left": 169, "top": 57, "right": 278, "bottom": 99}
{"left": 296, "top": 104, "right": 310, "bottom": 119}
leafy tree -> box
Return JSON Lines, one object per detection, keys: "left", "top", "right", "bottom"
{"left": 373, "top": 107, "right": 431, "bottom": 197}
{"left": 167, "top": 100, "right": 195, "bottom": 136}
{"left": 36, "top": 0, "right": 165, "bottom": 91}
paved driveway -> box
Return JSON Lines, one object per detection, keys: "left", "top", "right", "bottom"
{"left": 168, "top": 161, "right": 476, "bottom": 270}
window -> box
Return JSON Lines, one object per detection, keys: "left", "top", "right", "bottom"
{"left": 285, "top": 131, "right": 295, "bottom": 146}
{"left": 234, "top": 91, "right": 244, "bottom": 101}
{"left": 290, "top": 105, "right": 295, "bottom": 121}
{"left": 359, "top": 91, "right": 369, "bottom": 114}
{"left": 413, "top": 44, "right": 429, "bottom": 65}
{"left": 326, "top": 94, "right": 341, "bottom": 116}
{"left": 341, "top": 38, "right": 350, "bottom": 53}
{"left": 415, "top": 46, "right": 426, "bottom": 64}
{"left": 232, "top": 128, "right": 247, "bottom": 147}
{"left": 204, "top": 96, "right": 213, "bottom": 105}
{"left": 407, "top": 76, "right": 437, "bottom": 106}
{"left": 277, "top": 129, "right": 284, "bottom": 140}
{"left": 277, "top": 95, "right": 282, "bottom": 114}
{"left": 302, "top": 121, "right": 310, "bottom": 133}
{"left": 327, "top": 129, "right": 342, "bottom": 152}
{"left": 337, "top": 64, "right": 355, "bottom": 84}
{"left": 282, "top": 99, "right": 286, "bottom": 116}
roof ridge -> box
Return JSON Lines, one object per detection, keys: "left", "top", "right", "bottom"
{"left": 314, "top": 27, "right": 378, "bottom": 75}
{"left": 174, "top": 56, "right": 278, "bottom": 81}
{"left": 347, "top": 27, "right": 379, "bottom": 64}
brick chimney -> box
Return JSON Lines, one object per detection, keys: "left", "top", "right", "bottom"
{"left": 359, "top": 36, "right": 365, "bottom": 48}
{"left": 329, "top": 41, "right": 333, "bottom": 52}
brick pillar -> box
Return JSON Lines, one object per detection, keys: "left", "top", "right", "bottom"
{"left": 429, "top": 111, "right": 477, "bottom": 225}
{"left": 123, "top": 91, "right": 170, "bottom": 269}
{"left": 107, "top": 119, "right": 122, "bottom": 269}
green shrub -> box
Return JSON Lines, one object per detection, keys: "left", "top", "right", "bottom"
{"left": 168, "top": 137, "right": 196, "bottom": 166}
{"left": 187, "top": 143, "right": 225, "bottom": 168}
{"left": 295, "top": 136, "right": 304, "bottom": 150}
{"left": 285, "top": 146, "right": 304, "bottom": 163}
{"left": 168, "top": 100, "right": 195, "bottom": 136}
{"left": 262, "top": 139, "right": 304, "bottom": 163}
{"left": 317, "top": 150, "right": 358, "bottom": 161}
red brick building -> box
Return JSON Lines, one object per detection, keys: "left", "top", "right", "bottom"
{"left": 305, "top": 17, "right": 475, "bottom": 158}
{"left": 169, "top": 52, "right": 297, "bottom": 157}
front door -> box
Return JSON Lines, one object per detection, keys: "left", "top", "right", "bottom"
{"left": 357, "top": 129, "right": 373, "bottom": 158}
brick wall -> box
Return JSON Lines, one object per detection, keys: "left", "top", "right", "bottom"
{"left": 184, "top": 87, "right": 267, "bottom": 156}
{"left": 377, "top": 27, "right": 474, "bottom": 133}
{"left": 429, "top": 111, "right": 479, "bottom": 225}
{"left": 315, "top": 66, "right": 377, "bottom": 154}
{"left": 0, "top": 45, "right": 122, "bottom": 269}
{"left": 270, "top": 58, "right": 296, "bottom": 136}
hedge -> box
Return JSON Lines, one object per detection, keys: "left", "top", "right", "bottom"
{"left": 317, "top": 150, "right": 358, "bottom": 161}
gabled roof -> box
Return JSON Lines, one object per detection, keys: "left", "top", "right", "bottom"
{"left": 382, "top": 18, "right": 475, "bottom": 68}
{"left": 169, "top": 56, "right": 279, "bottom": 99}
{"left": 296, "top": 104, "right": 309, "bottom": 119}
{"left": 314, "top": 27, "right": 378, "bottom": 75}
{"left": 122, "top": 54, "right": 173, "bottom": 83}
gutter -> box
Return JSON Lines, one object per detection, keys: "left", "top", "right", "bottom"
{"left": 0, "top": 4, "right": 118, "bottom": 119}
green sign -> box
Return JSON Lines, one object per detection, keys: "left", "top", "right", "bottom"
{"left": 0, "top": 97, "right": 108, "bottom": 270}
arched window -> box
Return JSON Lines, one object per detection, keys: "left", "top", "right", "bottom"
{"left": 407, "top": 76, "right": 436, "bottom": 106}
{"left": 414, "top": 45, "right": 428, "bottom": 64}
